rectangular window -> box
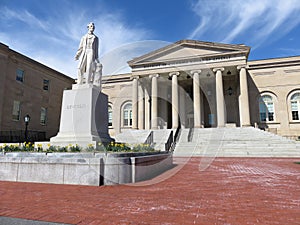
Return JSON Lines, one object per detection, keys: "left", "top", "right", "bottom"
{"left": 260, "top": 113, "right": 267, "bottom": 122}
{"left": 12, "top": 100, "right": 21, "bottom": 121}
{"left": 129, "top": 111, "right": 132, "bottom": 126}
{"left": 268, "top": 113, "right": 274, "bottom": 121}
{"left": 208, "top": 114, "right": 215, "bottom": 125}
{"left": 108, "top": 111, "right": 112, "bottom": 126}
{"left": 291, "top": 101, "right": 299, "bottom": 120}
{"left": 292, "top": 111, "right": 299, "bottom": 120}
{"left": 124, "top": 111, "right": 129, "bottom": 126}
{"left": 43, "top": 79, "right": 50, "bottom": 91}
{"left": 16, "top": 69, "right": 24, "bottom": 82}
{"left": 40, "top": 107, "right": 47, "bottom": 125}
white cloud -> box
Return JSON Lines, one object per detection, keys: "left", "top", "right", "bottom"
{"left": 1, "top": 7, "right": 49, "bottom": 31}
{"left": 0, "top": 4, "right": 152, "bottom": 78}
{"left": 189, "top": 0, "right": 300, "bottom": 47}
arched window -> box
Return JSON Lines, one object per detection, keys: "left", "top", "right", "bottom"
{"left": 291, "top": 92, "right": 300, "bottom": 121}
{"left": 108, "top": 105, "right": 113, "bottom": 127}
{"left": 259, "top": 95, "right": 274, "bottom": 122}
{"left": 123, "top": 103, "right": 132, "bottom": 127}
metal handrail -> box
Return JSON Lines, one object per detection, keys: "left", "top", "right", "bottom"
{"left": 188, "top": 127, "right": 194, "bottom": 142}
{"left": 144, "top": 131, "right": 154, "bottom": 146}
{"left": 174, "top": 125, "right": 181, "bottom": 143}
{"left": 165, "top": 131, "right": 173, "bottom": 152}
{"left": 165, "top": 125, "right": 181, "bottom": 152}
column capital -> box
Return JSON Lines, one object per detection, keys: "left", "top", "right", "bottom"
{"left": 131, "top": 75, "right": 140, "bottom": 80}
{"left": 213, "top": 67, "right": 225, "bottom": 72}
{"left": 169, "top": 71, "right": 180, "bottom": 77}
{"left": 237, "top": 64, "right": 248, "bottom": 70}
{"left": 149, "top": 74, "right": 159, "bottom": 79}
{"left": 190, "top": 70, "right": 202, "bottom": 75}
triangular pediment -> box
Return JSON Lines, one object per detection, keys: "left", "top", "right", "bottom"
{"left": 128, "top": 40, "right": 250, "bottom": 68}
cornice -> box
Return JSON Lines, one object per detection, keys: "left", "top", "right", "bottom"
{"left": 128, "top": 39, "right": 250, "bottom": 67}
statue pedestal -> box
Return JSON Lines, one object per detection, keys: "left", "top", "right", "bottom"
{"left": 50, "top": 84, "right": 113, "bottom": 148}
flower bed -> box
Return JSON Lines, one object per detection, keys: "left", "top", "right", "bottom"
{"left": 0, "top": 142, "right": 155, "bottom": 153}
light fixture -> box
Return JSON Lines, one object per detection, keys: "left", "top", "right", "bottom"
{"left": 227, "top": 86, "right": 233, "bottom": 96}
{"left": 24, "top": 114, "right": 30, "bottom": 124}
{"left": 24, "top": 114, "right": 30, "bottom": 143}
{"left": 227, "top": 70, "right": 231, "bottom": 75}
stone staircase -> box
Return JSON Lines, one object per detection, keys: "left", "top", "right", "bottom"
{"left": 152, "top": 129, "right": 173, "bottom": 151}
{"left": 174, "top": 127, "right": 300, "bottom": 157}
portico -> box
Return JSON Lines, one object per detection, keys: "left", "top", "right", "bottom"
{"left": 128, "top": 40, "right": 251, "bottom": 130}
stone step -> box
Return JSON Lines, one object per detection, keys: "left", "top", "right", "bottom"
{"left": 174, "top": 127, "right": 300, "bottom": 157}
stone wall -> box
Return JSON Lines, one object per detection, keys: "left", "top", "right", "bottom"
{"left": 0, "top": 152, "right": 173, "bottom": 186}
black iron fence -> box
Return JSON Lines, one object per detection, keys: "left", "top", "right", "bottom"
{"left": 0, "top": 130, "right": 46, "bottom": 143}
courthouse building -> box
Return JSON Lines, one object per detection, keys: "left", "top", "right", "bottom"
{"left": 102, "top": 40, "right": 300, "bottom": 139}
{"left": 1, "top": 40, "right": 300, "bottom": 142}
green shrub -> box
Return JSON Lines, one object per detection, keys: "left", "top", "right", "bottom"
{"left": 132, "top": 144, "right": 155, "bottom": 152}
{"left": 106, "top": 142, "right": 131, "bottom": 152}
{"left": 69, "top": 144, "right": 81, "bottom": 152}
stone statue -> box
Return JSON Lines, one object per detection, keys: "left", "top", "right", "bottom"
{"left": 75, "top": 22, "right": 102, "bottom": 88}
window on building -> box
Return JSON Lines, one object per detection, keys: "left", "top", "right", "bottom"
{"left": 108, "top": 105, "right": 113, "bottom": 127}
{"left": 12, "top": 100, "right": 21, "bottom": 121}
{"left": 123, "top": 103, "right": 132, "bottom": 127}
{"left": 40, "top": 107, "right": 47, "bottom": 125}
{"left": 43, "top": 79, "right": 50, "bottom": 91}
{"left": 259, "top": 95, "right": 274, "bottom": 122}
{"left": 291, "top": 92, "right": 300, "bottom": 121}
{"left": 16, "top": 69, "right": 24, "bottom": 82}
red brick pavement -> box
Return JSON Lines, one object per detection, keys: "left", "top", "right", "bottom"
{"left": 0, "top": 158, "right": 299, "bottom": 224}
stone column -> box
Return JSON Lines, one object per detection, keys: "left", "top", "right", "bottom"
{"left": 191, "top": 70, "right": 202, "bottom": 128}
{"left": 150, "top": 74, "right": 159, "bottom": 129}
{"left": 144, "top": 89, "right": 150, "bottom": 130}
{"left": 213, "top": 68, "right": 225, "bottom": 127}
{"left": 132, "top": 76, "right": 139, "bottom": 129}
{"left": 138, "top": 84, "right": 145, "bottom": 129}
{"left": 170, "top": 72, "right": 180, "bottom": 129}
{"left": 238, "top": 65, "right": 251, "bottom": 126}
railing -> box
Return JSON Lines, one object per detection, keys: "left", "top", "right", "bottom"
{"left": 165, "top": 125, "right": 182, "bottom": 152}
{"left": 174, "top": 125, "right": 181, "bottom": 144}
{"left": 144, "top": 131, "right": 154, "bottom": 146}
{"left": 0, "top": 130, "right": 46, "bottom": 143}
{"left": 188, "top": 127, "right": 194, "bottom": 142}
{"left": 165, "top": 131, "right": 173, "bottom": 152}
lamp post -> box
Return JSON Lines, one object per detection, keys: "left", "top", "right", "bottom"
{"left": 24, "top": 114, "right": 30, "bottom": 143}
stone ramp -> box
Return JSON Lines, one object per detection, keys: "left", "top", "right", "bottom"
{"left": 174, "top": 127, "right": 300, "bottom": 157}
{"left": 114, "top": 129, "right": 173, "bottom": 150}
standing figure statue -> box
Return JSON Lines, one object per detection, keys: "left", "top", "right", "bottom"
{"left": 75, "top": 22, "right": 102, "bottom": 88}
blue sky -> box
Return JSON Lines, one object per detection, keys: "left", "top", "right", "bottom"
{"left": 1, "top": 0, "right": 300, "bottom": 77}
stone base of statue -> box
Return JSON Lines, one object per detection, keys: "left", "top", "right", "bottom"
{"left": 50, "top": 84, "right": 113, "bottom": 148}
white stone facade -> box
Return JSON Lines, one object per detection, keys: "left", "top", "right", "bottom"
{"left": 102, "top": 40, "right": 300, "bottom": 139}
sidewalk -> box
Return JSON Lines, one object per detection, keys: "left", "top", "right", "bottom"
{"left": 0, "top": 157, "right": 299, "bottom": 224}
